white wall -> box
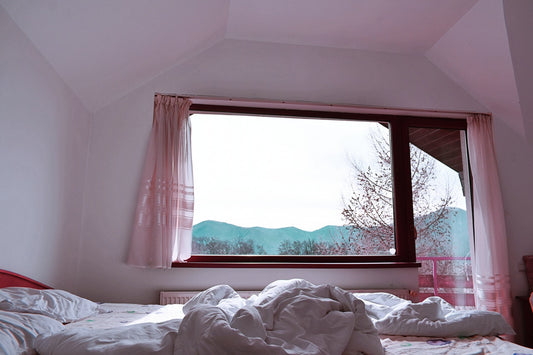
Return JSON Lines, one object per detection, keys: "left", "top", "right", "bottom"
{"left": 504, "top": 0, "right": 533, "bottom": 142}
{"left": 78, "top": 39, "right": 486, "bottom": 304}
{"left": 0, "top": 6, "right": 91, "bottom": 290}
{"left": 500, "top": 0, "right": 533, "bottom": 335}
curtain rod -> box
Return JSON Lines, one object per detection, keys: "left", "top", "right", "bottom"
{"left": 154, "top": 93, "right": 489, "bottom": 119}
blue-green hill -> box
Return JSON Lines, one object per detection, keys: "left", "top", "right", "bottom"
{"left": 192, "top": 207, "right": 469, "bottom": 255}
{"left": 192, "top": 221, "right": 350, "bottom": 254}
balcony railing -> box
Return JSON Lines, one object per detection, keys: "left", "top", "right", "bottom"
{"left": 417, "top": 256, "right": 474, "bottom": 307}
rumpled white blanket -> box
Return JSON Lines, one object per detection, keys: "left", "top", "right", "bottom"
{"left": 176, "top": 279, "right": 384, "bottom": 355}
{"left": 354, "top": 292, "right": 515, "bottom": 337}
{"left": 35, "top": 279, "right": 384, "bottom": 355}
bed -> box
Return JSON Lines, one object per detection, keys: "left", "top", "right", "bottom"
{"left": 0, "top": 269, "right": 531, "bottom": 355}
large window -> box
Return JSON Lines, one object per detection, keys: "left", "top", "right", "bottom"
{"left": 177, "top": 105, "right": 468, "bottom": 268}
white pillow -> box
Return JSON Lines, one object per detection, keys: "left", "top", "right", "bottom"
{"left": 0, "top": 287, "right": 100, "bottom": 323}
{"left": 0, "top": 310, "right": 64, "bottom": 355}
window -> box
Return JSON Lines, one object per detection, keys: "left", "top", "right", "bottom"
{"left": 175, "top": 104, "right": 468, "bottom": 268}
{"left": 408, "top": 126, "right": 473, "bottom": 307}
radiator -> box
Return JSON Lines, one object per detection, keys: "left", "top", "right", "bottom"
{"left": 160, "top": 288, "right": 416, "bottom": 305}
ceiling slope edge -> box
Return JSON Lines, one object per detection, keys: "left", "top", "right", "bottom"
{"left": 94, "top": 35, "right": 226, "bottom": 114}
{"left": 503, "top": 0, "right": 533, "bottom": 143}
{"left": 425, "top": 0, "right": 523, "bottom": 136}
{"left": 0, "top": 3, "right": 90, "bottom": 114}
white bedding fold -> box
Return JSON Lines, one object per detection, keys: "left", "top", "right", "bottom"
{"left": 354, "top": 292, "right": 515, "bottom": 337}
{"left": 178, "top": 279, "right": 384, "bottom": 355}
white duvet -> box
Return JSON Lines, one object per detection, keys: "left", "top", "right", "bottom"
{"left": 177, "top": 279, "right": 384, "bottom": 355}
{"left": 35, "top": 279, "right": 384, "bottom": 355}
{"left": 354, "top": 292, "right": 515, "bottom": 337}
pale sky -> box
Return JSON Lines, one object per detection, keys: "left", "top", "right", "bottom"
{"left": 190, "top": 113, "right": 465, "bottom": 231}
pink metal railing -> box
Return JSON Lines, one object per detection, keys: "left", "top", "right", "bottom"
{"left": 417, "top": 256, "right": 473, "bottom": 306}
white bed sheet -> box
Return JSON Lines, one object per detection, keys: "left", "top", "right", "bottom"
{"left": 381, "top": 335, "right": 533, "bottom": 354}
{"left": 34, "top": 304, "right": 185, "bottom": 355}
{"left": 65, "top": 303, "right": 184, "bottom": 330}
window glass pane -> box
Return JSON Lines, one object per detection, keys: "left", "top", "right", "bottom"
{"left": 409, "top": 127, "right": 473, "bottom": 308}
{"left": 190, "top": 113, "right": 394, "bottom": 256}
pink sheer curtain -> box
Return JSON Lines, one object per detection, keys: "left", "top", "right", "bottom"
{"left": 467, "top": 114, "right": 513, "bottom": 326}
{"left": 127, "top": 95, "right": 194, "bottom": 268}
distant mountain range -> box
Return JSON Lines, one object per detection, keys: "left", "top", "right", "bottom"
{"left": 192, "top": 207, "right": 469, "bottom": 256}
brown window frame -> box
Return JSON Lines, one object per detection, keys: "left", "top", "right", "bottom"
{"left": 173, "top": 104, "right": 467, "bottom": 269}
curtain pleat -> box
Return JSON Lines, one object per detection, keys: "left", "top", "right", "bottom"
{"left": 466, "top": 114, "right": 513, "bottom": 327}
{"left": 127, "top": 95, "right": 193, "bottom": 268}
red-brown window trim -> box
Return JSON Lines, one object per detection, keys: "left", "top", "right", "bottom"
{"left": 173, "top": 260, "right": 421, "bottom": 269}
{"left": 178, "top": 103, "right": 467, "bottom": 268}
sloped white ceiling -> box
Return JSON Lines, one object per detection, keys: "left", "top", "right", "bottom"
{"left": 426, "top": 0, "right": 523, "bottom": 135}
{"left": 0, "top": 0, "right": 230, "bottom": 110}
{"left": 226, "top": 0, "right": 477, "bottom": 53}
{"left": 0, "top": 0, "right": 524, "bottom": 128}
